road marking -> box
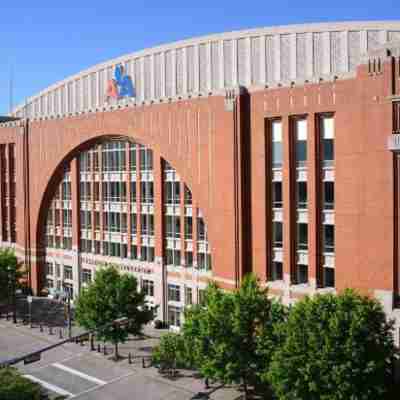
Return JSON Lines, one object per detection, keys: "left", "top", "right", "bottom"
{"left": 52, "top": 363, "right": 107, "bottom": 386}
{"left": 24, "top": 374, "right": 74, "bottom": 398}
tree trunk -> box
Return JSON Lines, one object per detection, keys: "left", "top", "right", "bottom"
{"left": 243, "top": 378, "right": 248, "bottom": 400}
{"left": 114, "top": 342, "right": 119, "bottom": 360}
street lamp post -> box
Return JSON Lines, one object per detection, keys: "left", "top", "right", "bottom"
{"left": 27, "top": 295, "right": 33, "bottom": 328}
{"left": 62, "top": 283, "right": 72, "bottom": 339}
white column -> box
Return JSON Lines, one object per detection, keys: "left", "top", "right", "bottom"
{"left": 232, "top": 38, "right": 238, "bottom": 86}
{"left": 305, "top": 32, "right": 314, "bottom": 78}
{"left": 150, "top": 54, "right": 155, "bottom": 100}
{"left": 182, "top": 47, "right": 188, "bottom": 94}
{"left": 290, "top": 33, "right": 297, "bottom": 81}
{"left": 194, "top": 44, "right": 200, "bottom": 92}
{"left": 260, "top": 36, "right": 266, "bottom": 85}
{"left": 218, "top": 40, "right": 224, "bottom": 89}
{"left": 274, "top": 34, "right": 281, "bottom": 83}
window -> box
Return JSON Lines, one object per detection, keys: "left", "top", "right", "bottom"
{"left": 63, "top": 210, "right": 72, "bottom": 228}
{"left": 324, "top": 181, "right": 334, "bottom": 210}
{"left": 272, "top": 182, "right": 282, "bottom": 208}
{"left": 168, "top": 306, "right": 181, "bottom": 327}
{"left": 64, "top": 283, "right": 74, "bottom": 298}
{"left": 296, "top": 264, "right": 308, "bottom": 284}
{"left": 297, "top": 223, "right": 308, "bottom": 250}
{"left": 47, "top": 279, "right": 54, "bottom": 289}
{"left": 55, "top": 264, "right": 61, "bottom": 278}
{"left": 63, "top": 237, "right": 72, "bottom": 250}
{"left": 270, "top": 261, "right": 283, "bottom": 281}
{"left": 62, "top": 181, "right": 71, "bottom": 200}
{"left": 131, "top": 213, "right": 137, "bottom": 234}
{"left": 166, "top": 249, "right": 181, "bottom": 266}
{"left": 184, "top": 185, "right": 192, "bottom": 205}
{"left": 139, "top": 145, "right": 153, "bottom": 171}
{"left": 81, "top": 269, "right": 92, "bottom": 284}
{"left": 321, "top": 115, "right": 334, "bottom": 167}
{"left": 141, "top": 246, "right": 155, "bottom": 262}
{"left": 197, "top": 217, "right": 206, "bottom": 241}
{"left": 198, "top": 253, "right": 212, "bottom": 271}
{"left": 271, "top": 120, "right": 283, "bottom": 168}
{"left": 131, "top": 245, "right": 138, "bottom": 259}
{"left": 130, "top": 182, "right": 137, "bottom": 203}
{"left": 272, "top": 222, "right": 283, "bottom": 248}
{"left": 102, "top": 141, "right": 126, "bottom": 172}
{"left": 297, "top": 181, "right": 307, "bottom": 209}
{"left": 198, "top": 289, "right": 206, "bottom": 305}
{"left": 295, "top": 118, "right": 307, "bottom": 166}
{"left": 94, "top": 212, "right": 100, "bottom": 230}
{"left": 185, "top": 251, "right": 193, "bottom": 268}
{"left": 164, "top": 181, "right": 180, "bottom": 204}
{"left": 141, "top": 214, "right": 154, "bottom": 236}
{"left": 323, "top": 224, "right": 335, "bottom": 252}
{"left": 46, "top": 262, "right": 54, "bottom": 276}
{"left": 142, "top": 279, "right": 154, "bottom": 297}
{"left": 184, "top": 217, "right": 193, "bottom": 239}
{"left": 165, "top": 215, "right": 181, "bottom": 239}
{"left": 64, "top": 265, "right": 73, "bottom": 280}
{"left": 129, "top": 143, "right": 137, "bottom": 171}
{"left": 324, "top": 267, "right": 335, "bottom": 288}
{"left": 93, "top": 182, "right": 100, "bottom": 201}
{"left": 185, "top": 287, "right": 193, "bottom": 305}
{"left": 168, "top": 284, "right": 181, "bottom": 302}
{"left": 141, "top": 181, "right": 154, "bottom": 203}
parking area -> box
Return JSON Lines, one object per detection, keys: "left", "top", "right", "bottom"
{"left": 0, "top": 320, "right": 241, "bottom": 399}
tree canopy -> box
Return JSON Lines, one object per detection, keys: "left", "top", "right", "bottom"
{"left": 267, "top": 289, "right": 397, "bottom": 400}
{"left": 75, "top": 265, "right": 153, "bottom": 359}
{"left": 0, "top": 367, "right": 44, "bottom": 400}
{"left": 0, "top": 248, "right": 25, "bottom": 304}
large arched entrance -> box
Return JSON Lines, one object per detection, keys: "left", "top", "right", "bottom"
{"left": 37, "top": 136, "right": 212, "bottom": 326}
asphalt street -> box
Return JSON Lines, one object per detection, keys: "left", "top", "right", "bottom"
{"left": 0, "top": 320, "right": 241, "bottom": 399}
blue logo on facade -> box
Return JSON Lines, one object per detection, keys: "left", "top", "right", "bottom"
{"left": 106, "top": 64, "right": 135, "bottom": 100}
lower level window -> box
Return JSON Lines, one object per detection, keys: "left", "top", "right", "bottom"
{"left": 296, "top": 264, "right": 308, "bottom": 284}
{"left": 168, "top": 306, "right": 181, "bottom": 327}
{"left": 81, "top": 269, "right": 92, "bottom": 284}
{"left": 270, "top": 262, "right": 283, "bottom": 281}
{"left": 323, "top": 267, "right": 335, "bottom": 288}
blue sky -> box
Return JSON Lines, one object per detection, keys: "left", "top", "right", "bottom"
{"left": 0, "top": 0, "right": 398, "bottom": 114}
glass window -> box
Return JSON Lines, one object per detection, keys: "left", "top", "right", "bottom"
{"left": 131, "top": 245, "right": 137, "bottom": 260}
{"left": 185, "top": 217, "right": 193, "bottom": 239}
{"left": 324, "top": 267, "right": 335, "bottom": 288}
{"left": 198, "top": 289, "right": 206, "bottom": 305}
{"left": 168, "top": 284, "right": 181, "bottom": 302}
{"left": 198, "top": 253, "right": 212, "bottom": 271}
{"left": 64, "top": 265, "right": 73, "bottom": 280}
{"left": 297, "top": 181, "right": 307, "bottom": 209}
{"left": 297, "top": 223, "right": 308, "bottom": 250}
{"left": 324, "top": 181, "right": 334, "bottom": 210}
{"left": 184, "top": 185, "right": 192, "bottom": 205}
{"left": 271, "top": 120, "right": 283, "bottom": 168}
{"left": 185, "top": 251, "right": 193, "bottom": 268}
{"left": 130, "top": 182, "right": 137, "bottom": 203}
{"left": 270, "top": 261, "right": 283, "bottom": 281}
{"left": 272, "top": 181, "right": 282, "bottom": 208}
{"left": 168, "top": 306, "right": 181, "bottom": 327}
{"left": 81, "top": 269, "right": 92, "bottom": 284}
{"left": 46, "top": 262, "right": 54, "bottom": 276}
{"left": 321, "top": 115, "right": 334, "bottom": 166}
{"left": 323, "top": 224, "right": 335, "bottom": 252}
{"left": 129, "top": 143, "right": 137, "bottom": 171}
{"left": 142, "top": 279, "right": 154, "bottom": 297}
{"left": 131, "top": 213, "right": 137, "bottom": 234}
{"left": 272, "top": 222, "right": 283, "bottom": 248}
{"left": 185, "top": 287, "right": 193, "bottom": 305}
{"left": 197, "top": 217, "right": 206, "bottom": 241}
{"left": 297, "top": 264, "right": 308, "bottom": 284}
{"left": 295, "top": 118, "right": 307, "bottom": 166}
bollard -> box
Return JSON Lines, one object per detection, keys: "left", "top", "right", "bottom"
{"left": 40, "top": 324, "right": 43, "bottom": 333}
{"left": 97, "top": 343, "right": 101, "bottom": 353}
{"left": 90, "top": 334, "right": 95, "bottom": 351}
{"left": 142, "top": 357, "right": 145, "bottom": 368}
{"left": 59, "top": 329, "right": 63, "bottom": 339}
{"left": 205, "top": 377, "right": 210, "bottom": 389}
{"left": 128, "top": 352, "right": 132, "bottom": 364}
{"left": 49, "top": 326, "right": 53, "bottom": 335}
{"left": 103, "top": 345, "right": 107, "bottom": 356}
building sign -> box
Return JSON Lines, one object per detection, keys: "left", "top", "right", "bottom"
{"left": 106, "top": 64, "right": 135, "bottom": 100}
{"left": 80, "top": 256, "right": 153, "bottom": 275}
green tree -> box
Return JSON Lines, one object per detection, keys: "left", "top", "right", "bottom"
{"left": 268, "top": 289, "right": 397, "bottom": 400}
{"left": 75, "top": 266, "right": 153, "bottom": 359}
{"left": 182, "top": 275, "right": 282, "bottom": 397}
{"left": 152, "top": 332, "right": 189, "bottom": 375}
{"left": 0, "top": 249, "right": 25, "bottom": 317}
{"left": 0, "top": 367, "right": 44, "bottom": 400}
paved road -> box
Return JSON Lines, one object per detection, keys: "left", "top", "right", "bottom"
{"left": 0, "top": 320, "right": 241, "bottom": 400}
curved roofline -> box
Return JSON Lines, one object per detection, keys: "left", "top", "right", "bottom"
{"left": 13, "top": 20, "right": 400, "bottom": 114}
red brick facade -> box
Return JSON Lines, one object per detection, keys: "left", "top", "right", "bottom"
{"left": 1, "top": 47, "right": 400, "bottom": 329}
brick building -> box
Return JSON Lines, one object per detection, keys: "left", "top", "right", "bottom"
{"left": 1, "top": 21, "right": 400, "bottom": 338}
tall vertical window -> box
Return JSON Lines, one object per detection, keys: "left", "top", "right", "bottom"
{"left": 295, "top": 118, "right": 307, "bottom": 166}
{"left": 271, "top": 120, "right": 283, "bottom": 168}
{"left": 321, "top": 115, "right": 334, "bottom": 167}
{"left": 323, "top": 181, "right": 334, "bottom": 210}
{"left": 297, "top": 223, "right": 308, "bottom": 250}
{"left": 272, "top": 222, "right": 283, "bottom": 248}
{"left": 272, "top": 182, "right": 282, "bottom": 208}
{"left": 297, "top": 181, "right": 307, "bottom": 209}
